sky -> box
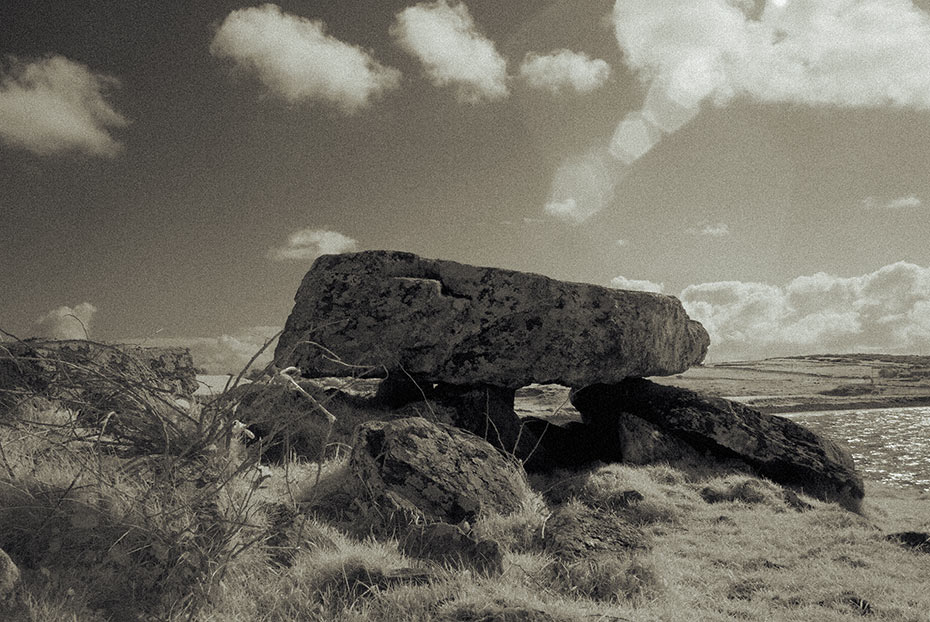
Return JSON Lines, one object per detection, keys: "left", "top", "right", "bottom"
{"left": 3, "top": 0, "right": 930, "bottom": 371}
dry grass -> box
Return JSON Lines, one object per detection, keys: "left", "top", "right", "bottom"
{"left": 1, "top": 341, "right": 929, "bottom": 621}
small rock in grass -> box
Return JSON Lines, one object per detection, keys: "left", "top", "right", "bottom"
{"left": 886, "top": 531, "right": 930, "bottom": 553}
{"left": 0, "top": 548, "right": 20, "bottom": 599}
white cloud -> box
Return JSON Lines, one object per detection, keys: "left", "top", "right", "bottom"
{"left": 210, "top": 4, "right": 400, "bottom": 113}
{"left": 544, "top": 151, "right": 618, "bottom": 223}
{"left": 519, "top": 49, "right": 610, "bottom": 94}
{"left": 680, "top": 262, "right": 930, "bottom": 361}
{"left": 687, "top": 222, "right": 730, "bottom": 237}
{"left": 135, "top": 326, "right": 281, "bottom": 375}
{"left": 0, "top": 55, "right": 127, "bottom": 157}
{"left": 862, "top": 195, "right": 923, "bottom": 210}
{"left": 615, "top": 239, "right": 629, "bottom": 247}
{"left": 610, "top": 276, "right": 665, "bottom": 293}
{"left": 609, "top": 0, "right": 930, "bottom": 165}
{"left": 391, "top": 0, "right": 508, "bottom": 103}
{"left": 268, "top": 228, "right": 358, "bottom": 262}
{"left": 35, "top": 303, "right": 98, "bottom": 340}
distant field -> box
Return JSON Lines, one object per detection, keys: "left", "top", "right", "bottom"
{"left": 511, "top": 354, "right": 930, "bottom": 421}
{"left": 655, "top": 354, "right": 930, "bottom": 413}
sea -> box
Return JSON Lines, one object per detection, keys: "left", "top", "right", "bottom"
{"left": 783, "top": 406, "right": 930, "bottom": 489}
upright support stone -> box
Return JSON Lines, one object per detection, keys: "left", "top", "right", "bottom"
{"left": 375, "top": 373, "right": 433, "bottom": 408}
{"left": 433, "top": 384, "right": 547, "bottom": 468}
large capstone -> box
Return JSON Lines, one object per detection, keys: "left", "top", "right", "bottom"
{"left": 275, "top": 251, "right": 709, "bottom": 388}
{"left": 571, "top": 379, "right": 865, "bottom": 512}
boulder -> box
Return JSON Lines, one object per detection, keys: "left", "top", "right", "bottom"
{"left": 349, "top": 417, "right": 532, "bottom": 524}
{"left": 572, "top": 379, "right": 864, "bottom": 511}
{"left": 0, "top": 547, "right": 19, "bottom": 600}
{"left": 544, "top": 501, "right": 646, "bottom": 559}
{"left": 0, "top": 340, "right": 198, "bottom": 413}
{"left": 431, "top": 383, "right": 548, "bottom": 468}
{"left": 522, "top": 410, "right": 707, "bottom": 469}
{"left": 275, "top": 251, "right": 709, "bottom": 389}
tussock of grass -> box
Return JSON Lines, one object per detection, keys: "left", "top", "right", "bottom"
{"left": 470, "top": 487, "right": 548, "bottom": 553}
{"left": 532, "top": 463, "right": 700, "bottom": 527}
{"left": 545, "top": 552, "right": 664, "bottom": 604}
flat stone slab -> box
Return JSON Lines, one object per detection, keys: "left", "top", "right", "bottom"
{"left": 572, "top": 379, "right": 865, "bottom": 512}
{"left": 275, "top": 251, "right": 709, "bottom": 388}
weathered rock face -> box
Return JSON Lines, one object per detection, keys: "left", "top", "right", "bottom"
{"left": 572, "top": 379, "right": 865, "bottom": 511}
{"left": 523, "top": 412, "right": 706, "bottom": 469}
{"left": 543, "top": 502, "right": 646, "bottom": 558}
{"left": 349, "top": 417, "right": 532, "bottom": 524}
{"left": 431, "top": 383, "right": 550, "bottom": 468}
{"left": 275, "top": 251, "right": 709, "bottom": 389}
{"left": 0, "top": 547, "right": 20, "bottom": 601}
{"left": 0, "top": 340, "right": 198, "bottom": 412}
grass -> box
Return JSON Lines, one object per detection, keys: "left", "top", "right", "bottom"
{"left": 1, "top": 340, "right": 929, "bottom": 621}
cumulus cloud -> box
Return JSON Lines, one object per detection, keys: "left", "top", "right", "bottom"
{"left": 0, "top": 55, "right": 127, "bottom": 157}
{"left": 391, "top": 0, "right": 508, "bottom": 103}
{"left": 519, "top": 49, "right": 610, "bottom": 94}
{"left": 35, "top": 303, "right": 97, "bottom": 340}
{"left": 680, "top": 262, "right": 930, "bottom": 361}
{"left": 609, "top": 0, "right": 930, "bottom": 166}
{"left": 210, "top": 4, "right": 400, "bottom": 113}
{"left": 610, "top": 276, "right": 665, "bottom": 293}
{"left": 862, "top": 195, "right": 923, "bottom": 210}
{"left": 687, "top": 222, "right": 730, "bottom": 237}
{"left": 268, "top": 228, "right": 358, "bottom": 262}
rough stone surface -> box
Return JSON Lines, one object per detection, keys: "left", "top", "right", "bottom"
{"left": 597, "top": 410, "right": 708, "bottom": 466}
{"left": 349, "top": 417, "right": 531, "bottom": 524}
{"left": 275, "top": 251, "right": 709, "bottom": 388}
{"left": 401, "top": 522, "right": 503, "bottom": 575}
{"left": 432, "top": 383, "right": 548, "bottom": 468}
{"left": 544, "top": 503, "right": 646, "bottom": 558}
{"left": 0, "top": 340, "right": 198, "bottom": 413}
{"left": 0, "top": 548, "right": 19, "bottom": 600}
{"left": 572, "top": 379, "right": 865, "bottom": 511}
{"left": 521, "top": 411, "right": 707, "bottom": 469}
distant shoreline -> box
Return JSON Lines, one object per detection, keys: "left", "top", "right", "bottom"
{"left": 732, "top": 395, "right": 930, "bottom": 415}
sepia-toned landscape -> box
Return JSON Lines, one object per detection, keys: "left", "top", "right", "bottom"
{"left": 4, "top": 0, "right": 930, "bottom": 620}
{"left": 2, "top": 254, "right": 929, "bottom": 621}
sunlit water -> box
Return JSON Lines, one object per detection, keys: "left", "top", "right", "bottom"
{"left": 783, "top": 406, "right": 930, "bottom": 489}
